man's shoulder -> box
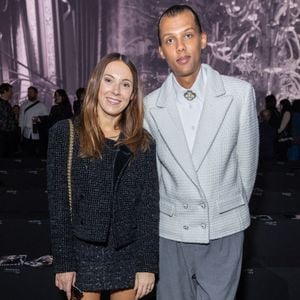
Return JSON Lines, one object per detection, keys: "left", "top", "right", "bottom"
{"left": 35, "top": 101, "right": 48, "bottom": 113}
{"left": 36, "top": 101, "right": 47, "bottom": 107}
{"left": 203, "top": 63, "right": 252, "bottom": 90}
{"left": 144, "top": 87, "right": 161, "bottom": 108}
{"left": 221, "top": 74, "right": 252, "bottom": 90}
{"left": 0, "top": 98, "right": 7, "bottom": 107}
{"left": 20, "top": 100, "right": 30, "bottom": 108}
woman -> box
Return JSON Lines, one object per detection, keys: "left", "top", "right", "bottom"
{"left": 277, "top": 98, "right": 292, "bottom": 160}
{"left": 288, "top": 99, "right": 300, "bottom": 160}
{"left": 47, "top": 53, "right": 159, "bottom": 300}
{"left": 48, "top": 89, "right": 73, "bottom": 129}
{"left": 73, "top": 87, "right": 86, "bottom": 116}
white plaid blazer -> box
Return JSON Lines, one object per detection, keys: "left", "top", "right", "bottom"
{"left": 144, "top": 64, "right": 259, "bottom": 243}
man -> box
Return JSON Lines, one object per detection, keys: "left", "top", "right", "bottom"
{"left": 19, "top": 86, "right": 48, "bottom": 157}
{"left": 0, "top": 83, "right": 17, "bottom": 157}
{"left": 144, "top": 5, "right": 259, "bottom": 300}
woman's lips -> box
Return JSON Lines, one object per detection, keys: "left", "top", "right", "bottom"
{"left": 107, "top": 97, "right": 121, "bottom": 105}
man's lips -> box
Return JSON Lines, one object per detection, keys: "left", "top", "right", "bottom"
{"left": 177, "top": 56, "right": 190, "bottom": 64}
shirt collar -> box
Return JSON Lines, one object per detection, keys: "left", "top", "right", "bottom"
{"left": 172, "top": 65, "right": 206, "bottom": 105}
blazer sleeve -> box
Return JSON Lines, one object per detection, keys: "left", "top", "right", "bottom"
{"left": 135, "top": 142, "right": 160, "bottom": 273}
{"left": 47, "top": 120, "right": 76, "bottom": 273}
{"left": 237, "top": 84, "right": 259, "bottom": 201}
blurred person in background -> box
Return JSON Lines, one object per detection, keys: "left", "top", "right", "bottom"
{"left": 0, "top": 83, "right": 17, "bottom": 157}
{"left": 19, "top": 86, "right": 48, "bottom": 157}
{"left": 48, "top": 89, "right": 73, "bottom": 129}
{"left": 73, "top": 87, "right": 86, "bottom": 116}
{"left": 277, "top": 98, "right": 292, "bottom": 160}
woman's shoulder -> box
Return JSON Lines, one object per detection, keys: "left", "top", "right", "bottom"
{"left": 49, "top": 118, "right": 72, "bottom": 137}
{"left": 137, "top": 129, "right": 156, "bottom": 157}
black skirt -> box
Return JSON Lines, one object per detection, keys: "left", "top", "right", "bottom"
{"left": 74, "top": 235, "right": 137, "bottom": 292}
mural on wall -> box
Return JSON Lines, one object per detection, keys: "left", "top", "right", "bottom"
{"left": 1, "top": 0, "right": 300, "bottom": 111}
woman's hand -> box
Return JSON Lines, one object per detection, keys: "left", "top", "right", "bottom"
{"left": 134, "top": 272, "right": 155, "bottom": 299}
{"left": 55, "top": 272, "right": 76, "bottom": 300}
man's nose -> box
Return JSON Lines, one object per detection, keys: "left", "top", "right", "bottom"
{"left": 176, "top": 39, "right": 186, "bottom": 53}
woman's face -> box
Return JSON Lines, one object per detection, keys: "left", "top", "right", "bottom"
{"left": 279, "top": 104, "right": 283, "bottom": 112}
{"left": 97, "top": 60, "right": 133, "bottom": 120}
{"left": 54, "top": 92, "right": 62, "bottom": 104}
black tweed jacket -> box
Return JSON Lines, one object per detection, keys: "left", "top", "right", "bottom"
{"left": 47, "top": 119, "right": 159, "bottom": 274}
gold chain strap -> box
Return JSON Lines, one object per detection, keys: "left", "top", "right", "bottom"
{"left": 67, "top": 119, "right": 74, "bottom": 222}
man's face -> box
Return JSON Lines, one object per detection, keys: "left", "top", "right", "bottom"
{"left": 158, "top": 10, "right": 207, "bottom": 87}
{"left": 5, "top": 87, "right": 13, "bottom": 100}
{"left": 27, "top": 88, "right": 37, "bottom": 101}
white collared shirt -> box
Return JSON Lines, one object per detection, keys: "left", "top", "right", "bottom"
{"left": 173, "top": 66, "right": 207, "bottom": 152}
{"left": 19, "top": 100, "right": 49, "bottom": 140}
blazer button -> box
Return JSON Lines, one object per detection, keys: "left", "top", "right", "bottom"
{"left": 201, "top": 223, "right": 207, "bottom": 229}
{"left": 183, "top": 204, "right": 188, "bottom": 209}
{"left": 183, "top": 225, "right": 189, "bottom": 230}
{"left": 200, "top": 201, "right": 206, "bottom": 209}
{"left": 80, "top": 219, "right": 84, "bottom": 225}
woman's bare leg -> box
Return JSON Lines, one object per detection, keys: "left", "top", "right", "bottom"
{"left": 110, "top": 289, "right": 136, "bottom": 300}
{"left": 81, "top": 291, "right": 101, "bottom": 300}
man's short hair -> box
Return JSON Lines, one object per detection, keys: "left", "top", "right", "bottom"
{"left": 265, "top": 94, "right": 277, "bottom": 109}
{"left": 0, "top": 83, "right": 12, "bottom": 94}
{"left": 28, "top": 86, "right": 38, "bottom": 94}
{"left": 157, "top": 4, "right": 203, "bottom": 46}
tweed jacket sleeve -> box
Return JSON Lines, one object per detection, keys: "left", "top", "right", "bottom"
{"left": 135, "top": 142, "right": 160, "bottom": 273}
{"left": 47, "top": 119, "right": 76, "bottom": 273}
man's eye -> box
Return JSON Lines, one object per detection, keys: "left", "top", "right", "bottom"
{"left": 185, "top": 33, "right": 193, "bottom": 39}
{"left": 166, "top": 38, "right": 174, "bottom": 44}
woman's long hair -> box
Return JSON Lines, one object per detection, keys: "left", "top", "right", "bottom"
{"left": 279, "top": 99, "right": 292, "bottom": 115}
{"left": 55, "top": 89, "right": 73, "bottom": 116}
{"left": 79, "top": 53, "right": 151, "bottom": 158}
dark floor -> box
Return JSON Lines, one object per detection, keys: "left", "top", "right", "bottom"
{"left": 1, "top": 158, "right": 300, "bottom": 300}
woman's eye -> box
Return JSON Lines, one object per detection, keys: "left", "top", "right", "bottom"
{"left": 123, "top": 83, "right": 131, "bottom": 88}
{"left": 104, "top": 77, "right": 112, "bottom": 83}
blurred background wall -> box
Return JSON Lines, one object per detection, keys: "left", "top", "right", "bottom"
{"left": 1, "top": 0, "right": 300, "bottom": 111}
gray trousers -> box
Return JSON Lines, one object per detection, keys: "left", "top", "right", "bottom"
{"left": 157, "top": 231, "right": 244, "bottom": 300}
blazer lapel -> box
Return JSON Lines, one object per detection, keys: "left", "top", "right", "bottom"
{"left": 149, "top": 75, "right": 199, "bottom": 187}
{"left": 192, "top": 65, "right": 233, "bottom": 171}
{"left": 113, "top": 144, "right": 133, "bottom": 192}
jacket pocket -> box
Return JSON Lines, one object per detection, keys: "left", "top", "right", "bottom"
{"left": 217, "top": 192, "right": 246, "bottom": 214}
{"left": 160, "top": 201, "right": 175, "bottom": 217}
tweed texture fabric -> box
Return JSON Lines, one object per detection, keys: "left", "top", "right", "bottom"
{"left": 47, "top": 119, "right": 159, "bottom": 290}
{"left": 144, "top": 63, "right": 259, "bottom": 244}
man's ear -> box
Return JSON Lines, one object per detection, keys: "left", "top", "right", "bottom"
{"left": 158, "top": 46, "right": 166, "bottom": 59}
{"left": 200, "top": 32, "right": 207, "bottom": 50}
